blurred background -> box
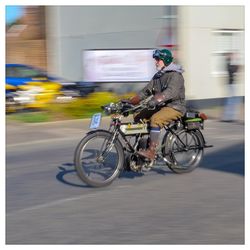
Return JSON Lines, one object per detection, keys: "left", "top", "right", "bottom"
{"left": 5, "top": 5, "right": 245, "bottom": 122}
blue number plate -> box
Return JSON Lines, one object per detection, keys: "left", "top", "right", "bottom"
{"left": 90, "top": 113, "right": 102, "bottom": 129}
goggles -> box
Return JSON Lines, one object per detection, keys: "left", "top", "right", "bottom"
{"left": 152, "top": 49, "right": 161, "bottom": 60}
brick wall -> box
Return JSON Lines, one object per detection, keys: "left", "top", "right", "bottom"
{"left": 6, "top": 40, "right": 47, "bottom": 70}
{"left": 6, "top": 6, "right": 47, "bottom": 70}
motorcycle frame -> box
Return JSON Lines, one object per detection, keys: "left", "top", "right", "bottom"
{"left": 106, "top": 116, "right": 205, "bottom": 158}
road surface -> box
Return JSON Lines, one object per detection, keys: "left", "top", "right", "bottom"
{"left": 6, "top": 118, "right": 244, "bottom": 244}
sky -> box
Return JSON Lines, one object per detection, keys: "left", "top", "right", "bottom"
{"left": 6, "top": 6, "right": 24, "bottom": 24}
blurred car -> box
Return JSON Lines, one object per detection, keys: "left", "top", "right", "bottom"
{"left": 6, "top": 64, "right": 53, "bottom": 87}
{"left": 6, "top": 64, "right": 97, "bottom": 112}
{"left": 6, "top": 64, "right": 96, "bottom": 95}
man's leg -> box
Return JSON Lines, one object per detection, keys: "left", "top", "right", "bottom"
{"left": 150, "top": 107, "right": 182, "bottom": 128}
{"left": 138, "top": 107, "right": 182, "bottom": 160}
{"left": 133, "top": 108, "right": 160, "bottom": 123}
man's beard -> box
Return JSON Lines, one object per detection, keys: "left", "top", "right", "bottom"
{"left": 156, "top": 65, "right": 164, "bottom": 71}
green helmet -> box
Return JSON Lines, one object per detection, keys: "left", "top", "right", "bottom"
{"left": 153, "top": 49, "right": 173, "bottom": 65}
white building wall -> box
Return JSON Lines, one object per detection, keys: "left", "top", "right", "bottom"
{"left": 46, "top": 6, "right": 166, "bottom": 81}
{"left": 178, "top": 6, "right": 244, "bottom": 100}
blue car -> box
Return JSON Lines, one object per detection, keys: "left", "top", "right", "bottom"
{"left": 6, "top": 64, "right": 57, "bottom": 87}
{"left": 6, "top": 63, "right": 97, "bottom": 96}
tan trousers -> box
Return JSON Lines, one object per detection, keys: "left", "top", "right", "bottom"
{"left": 134, "top": 106, "right": 182, "bottom": 128}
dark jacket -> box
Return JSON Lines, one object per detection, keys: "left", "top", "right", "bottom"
{"left": 227, "top": 62, "right": 238, "bottom": 85}
{"left": 138, "top": 63, "right": 186, "bottom": 114}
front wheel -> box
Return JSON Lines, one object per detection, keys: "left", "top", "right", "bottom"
{"left": 162, "top": 129, "right": 204, "bottom": 174}
{"left": 74, "top": 130, "right": 125, "bottom": 187}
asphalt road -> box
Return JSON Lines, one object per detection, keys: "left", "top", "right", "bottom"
{"left": 6, "top": 118, "right": 244, "bottom": 244}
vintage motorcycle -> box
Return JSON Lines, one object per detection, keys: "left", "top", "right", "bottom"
{"left": 74, "top": 96, "right": 212, "bottom": 187}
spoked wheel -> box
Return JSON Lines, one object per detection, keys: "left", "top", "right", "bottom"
{"left": 74, "top": 130, "right": 124, "bottom": 187}
{"left": 162, "top": 129, "right": 204, "bottom": 173}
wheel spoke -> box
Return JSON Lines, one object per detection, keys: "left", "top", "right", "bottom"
{"left": 163, "top": 129, "right": 203, "bottom": 173}
{"left": 74, "top": 131, "right": 124, "bottom": 187}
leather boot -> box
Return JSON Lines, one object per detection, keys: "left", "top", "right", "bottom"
{"left": 138, "top": 141, "right": 158, "bottom": 160}
{"left": 138, "top": 127, "right": 160, "bottom": 160}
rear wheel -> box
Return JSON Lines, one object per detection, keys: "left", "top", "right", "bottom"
{"left": 74, "top": 130, "right": 124, "bottom": 187}
{"left": 162, "top": 129, "right": 204, "bottom": 173}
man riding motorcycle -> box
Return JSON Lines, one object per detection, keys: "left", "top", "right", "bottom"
{"left": 125, "top": 49, "right": 186, "bottom": 160}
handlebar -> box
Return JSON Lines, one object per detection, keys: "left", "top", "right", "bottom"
{"left": 101, "top": 96, "right": 153, "bottom": 116}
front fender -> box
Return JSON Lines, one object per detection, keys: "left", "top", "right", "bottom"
{"left": 86, "top": 129, "right": 111, "bottom": 136}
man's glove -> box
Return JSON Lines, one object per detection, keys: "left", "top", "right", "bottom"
{"left": 147, "top": 93, "right": 165, "bottom": 110}
{"left": 121, "top": 95, "right": 141, "bottom": 105}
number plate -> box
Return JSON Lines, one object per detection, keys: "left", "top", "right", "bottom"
{"left": 90, "top": 113, "right": 102, "bottom": 129}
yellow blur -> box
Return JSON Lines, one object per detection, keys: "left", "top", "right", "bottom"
{"left": 19, "top": 81, "right": 62, "bottom": 109}
{"left": 6, "top": 84, "right": 17, "bottom": 90}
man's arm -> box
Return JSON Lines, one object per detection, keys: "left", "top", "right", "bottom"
{"left": 138, "top": 79, "right": 154, "bottom": 100}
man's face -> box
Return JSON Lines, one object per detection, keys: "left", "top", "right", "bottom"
{"left": 155, "top": 58, "right": 165, "bottom": 71}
